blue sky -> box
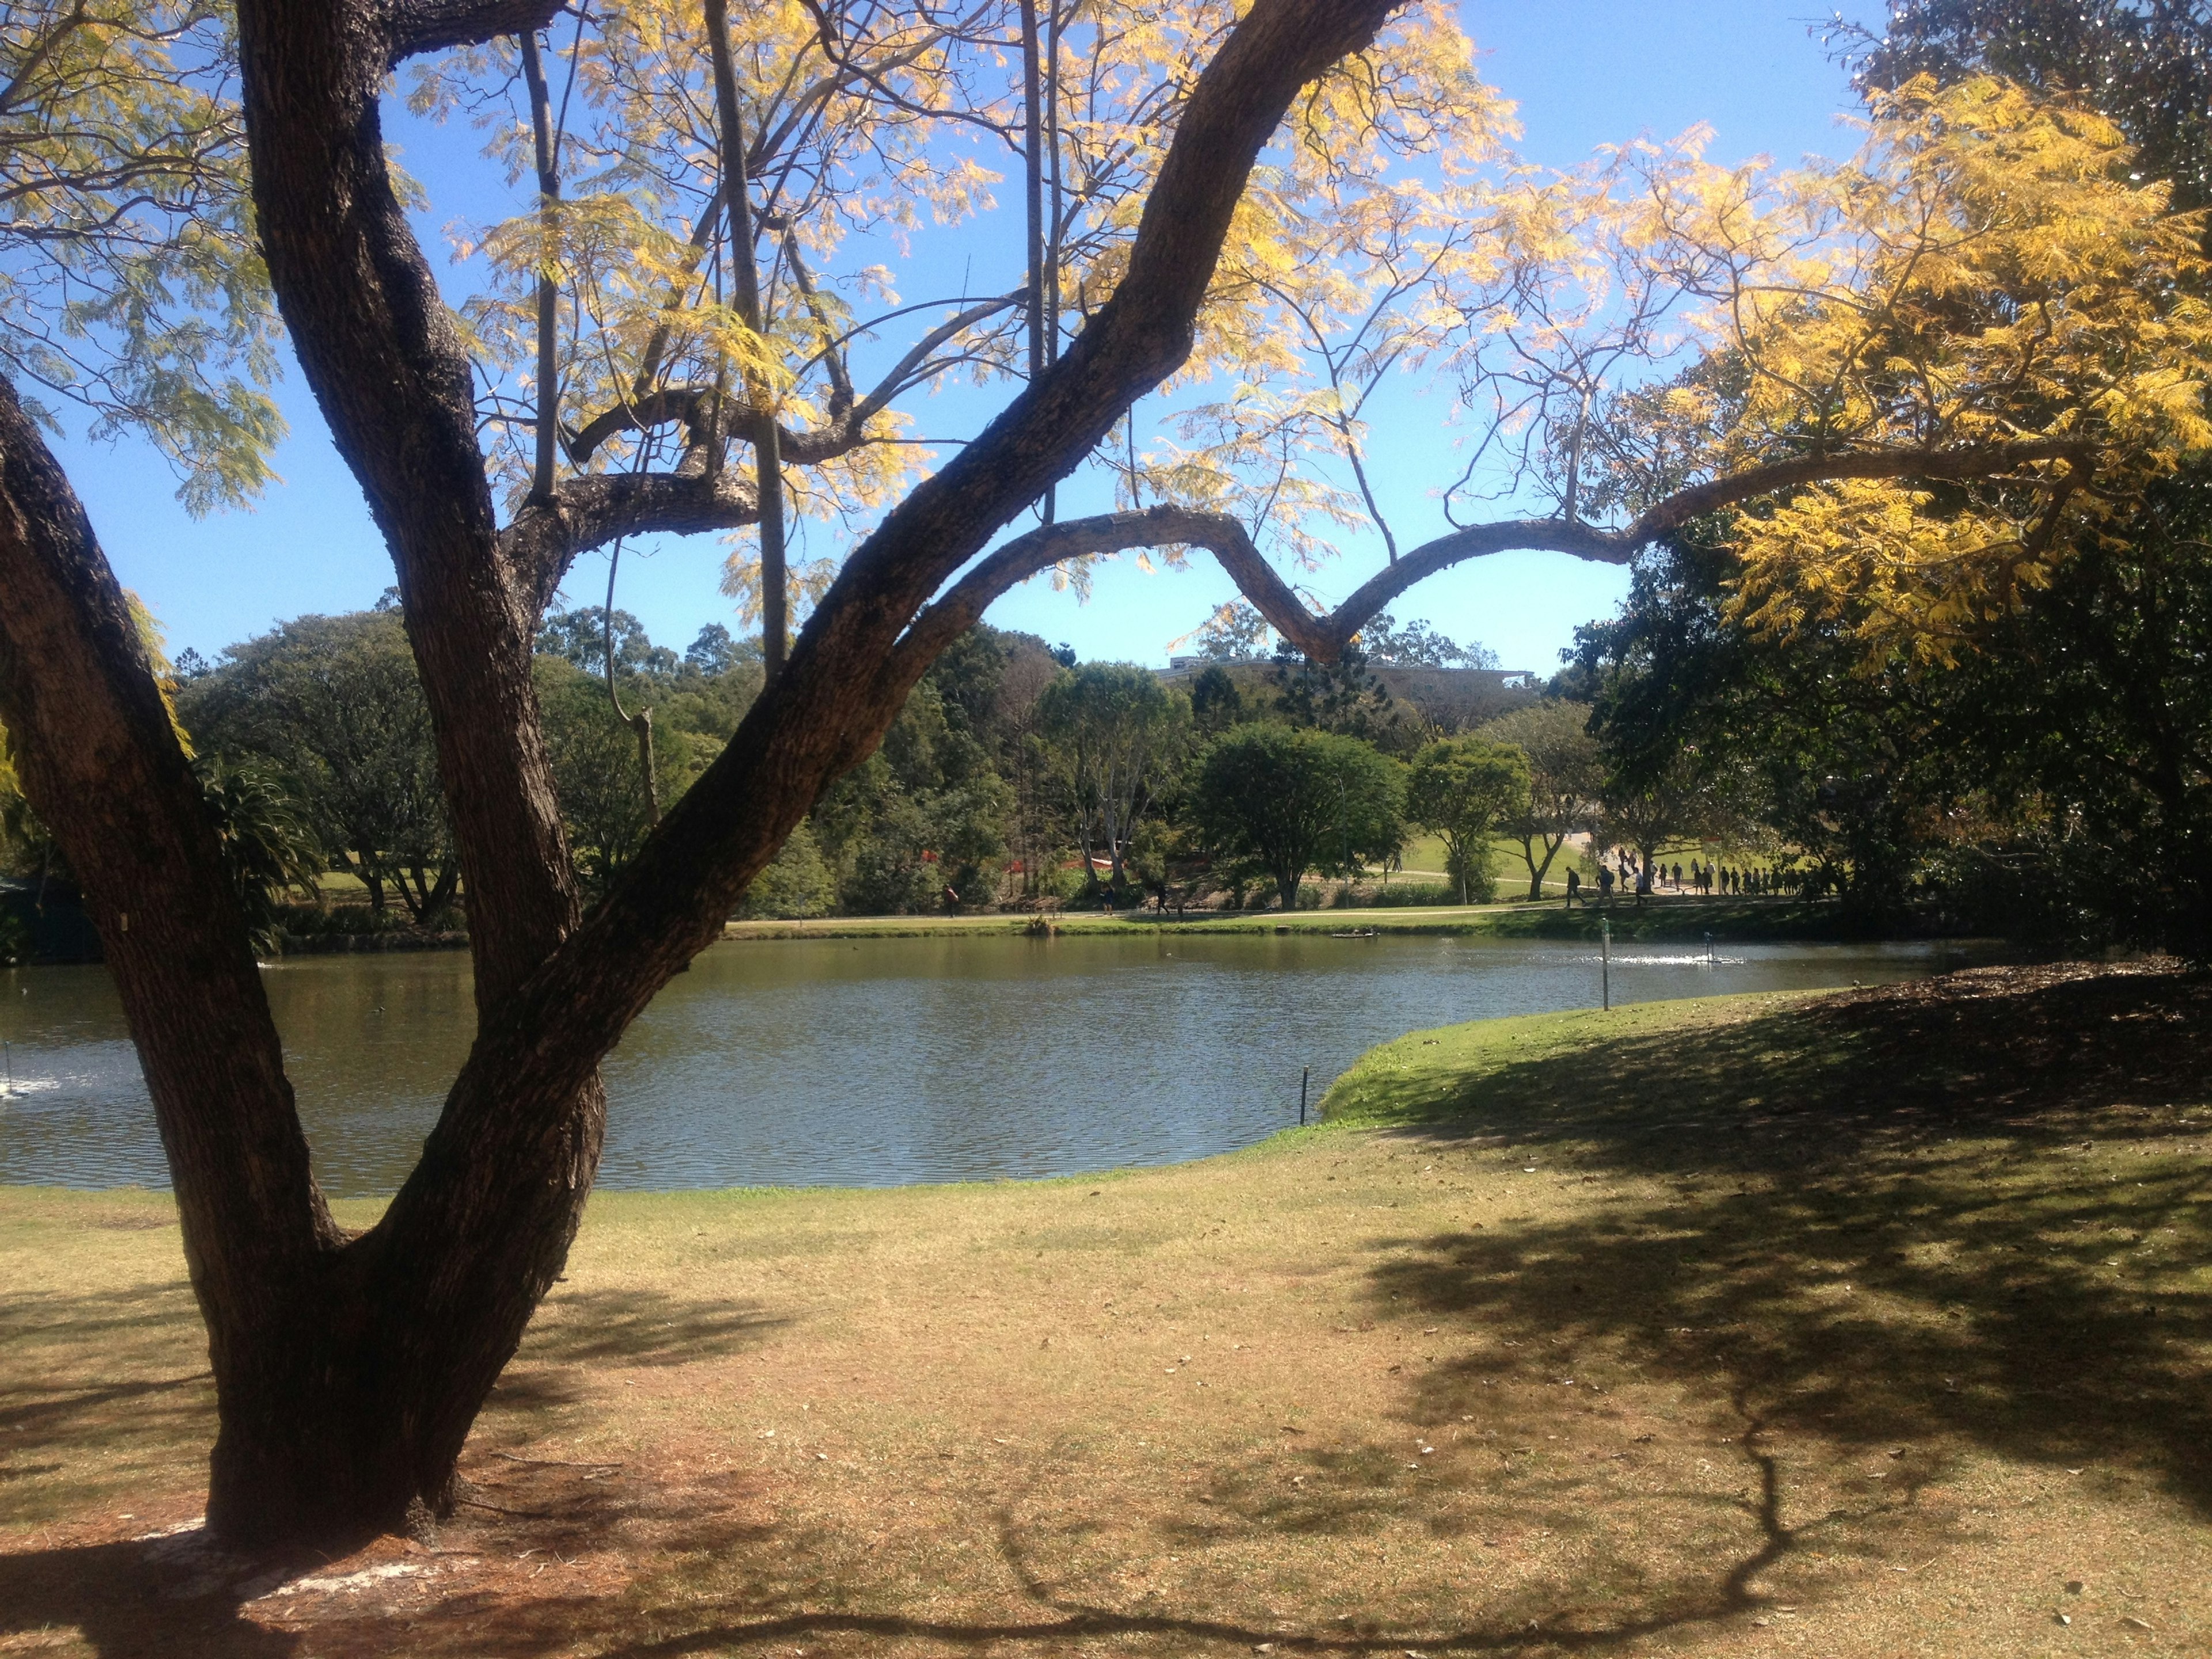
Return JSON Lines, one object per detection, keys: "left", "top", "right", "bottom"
{"left": 59, "top": 1, "right": 1888, "bottom": 673}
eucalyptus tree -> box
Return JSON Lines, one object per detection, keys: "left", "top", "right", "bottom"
{"left": 1, "top": 0, "right": 2209, "bottom": 1552}
{"left": 1036, "top": 661, "right": 1190, "bottom": 891}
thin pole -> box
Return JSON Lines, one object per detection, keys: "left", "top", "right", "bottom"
{"left": 1300, "top": 1066, "right": 1310, "bottom": 1126}
{"left": 3, "top": 1039, "right": 10, "bottom": 1095}
{"left": 1705, "top": 930, "right": 1714, "bottom": 969}
{"left": 1601, "top": 918, "right": 1611, "bottom": 1012}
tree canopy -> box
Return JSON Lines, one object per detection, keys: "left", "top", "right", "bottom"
{"left": 1192, "top": 722, "right": 1402, "bottom": 907}
{"left": 1404, "top": 735, "right": 1528, "bottom": 904}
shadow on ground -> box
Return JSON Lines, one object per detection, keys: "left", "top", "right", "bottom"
{"left": 1362, "top": 965, "right": 2212, "bottom": 1524}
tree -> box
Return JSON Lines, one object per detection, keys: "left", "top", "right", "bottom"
{"left": 1189, "top": 664, "right": 1246, "bottom": 736}
{"left": 1360, "top": 613, "right": 1498, "bottom": 669}
{"left": 1475, "top": 700, "right": 1603, "bottom": 901}
{"left": 194, "top": 757, "right": 325, "bottom": 952}
{"left": 1404, "top": 737, "right": 1528, "bottom": 905}
{"left": 533, "top": 654, "right": 696, "bottom": 888}
{"left": 1843, "top": 1, "right": 2212, "bottom": 216}
{"left": 181, "top": 613, "right": 456, "bottom": 922}
{"left": 2, "top": 0, "right": 2207, "bottom": 1548}
{"left": 1037, "top": 662, "right": 1190, "bottom": 893}
{"left": 1192, "top": 725, "right": 1402, "bottom": 908}
{"left": 0, "top": 1, "right": 279, "bottom": 512}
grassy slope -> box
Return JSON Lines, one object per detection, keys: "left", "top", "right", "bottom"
{"left": 3, "top": 964, "right": 2209, "bottom": 1658}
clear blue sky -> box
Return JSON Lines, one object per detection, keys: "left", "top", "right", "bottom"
{"left": 58, "top": 1, "right": 1887, "bottom": 673}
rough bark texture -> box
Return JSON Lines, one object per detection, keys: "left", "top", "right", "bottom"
{"left": 0, "top": 378, "right": 354, "bottom": 1535}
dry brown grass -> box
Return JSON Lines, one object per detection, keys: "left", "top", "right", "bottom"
{"left": 3, "top": 963, "right": 2210, "bottom": 1658}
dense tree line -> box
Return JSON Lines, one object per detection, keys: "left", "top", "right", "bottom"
{"left": 128, "top": 607, "right": 1607, "bottom": 927}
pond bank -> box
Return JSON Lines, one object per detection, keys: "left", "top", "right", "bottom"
{"left": 724, "top": 894, "right": 1963, "bottom": 944}
{"left": 6, "top": 960, "right": 2207, "bottom": 1658}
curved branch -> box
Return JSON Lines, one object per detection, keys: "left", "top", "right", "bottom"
{"left": 562, "top": 293, "right": 1023, "bottom": 468}
{"left": 894, "top": 435, "right": 2101, "bottom": 671}
{"left": 505, "top": 468, "right": 761, "bottom": 615}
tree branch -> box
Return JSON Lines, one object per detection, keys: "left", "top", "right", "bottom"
{"left": 562, "top": 294, "right": 1023, "bottom": 469}
{"left": 0, "top": 369, "right": 341, "bottom": 1364}
{"left": 385, "top": 0, "right": 560, "bottom": 64}
{"left": 505, "top": 468, "right": 761, "bottom": 616}
{"left": 895, "top": 435, "right": 2101, "bottom": 672}
{"left": 424, "top": 0, "right": 1419, "bottom": 1143}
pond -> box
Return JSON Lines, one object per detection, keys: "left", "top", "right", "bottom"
{"left": 0, "top": 931, "right": 1975, "bottom": 1194}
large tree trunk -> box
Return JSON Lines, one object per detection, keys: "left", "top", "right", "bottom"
{"left": 0, "top": 0, "right": 1410, "bottom": 1550}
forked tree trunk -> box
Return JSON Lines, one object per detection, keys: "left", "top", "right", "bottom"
{"left": 1, "top": 0, "right": 1410, "bottom": 1549}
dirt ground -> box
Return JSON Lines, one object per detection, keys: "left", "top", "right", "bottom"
{"left": 2, "top": 961, "right": 2208, "bottom": 1658}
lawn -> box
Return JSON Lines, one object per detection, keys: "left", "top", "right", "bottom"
{"left": 3, "top": 961, "right": 2207, "bottom": 1657}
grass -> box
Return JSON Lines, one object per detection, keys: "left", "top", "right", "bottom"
{"left": 724, "top": 894, "right": 1865, "bottom": 943}
{"left": 3, "top": 961, "right": 2209, "bottom": 1657}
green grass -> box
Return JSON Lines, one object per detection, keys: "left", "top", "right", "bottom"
{"left": 726, "top": 894, "right": 1871, "bottom": 942}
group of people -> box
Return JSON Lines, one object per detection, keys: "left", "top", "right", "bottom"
{"left": 1563, "top": 853, "right": 1784, "bottom": 907}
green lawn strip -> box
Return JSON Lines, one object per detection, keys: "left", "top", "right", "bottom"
{"left": 1316, "top": 991, "right": 1828, "bottom": 1130}
{"left": 724, "top": 897, "right": 1879, "bottom": 942}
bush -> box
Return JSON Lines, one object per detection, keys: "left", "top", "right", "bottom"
{"left": 1361, "top": 881, "right": 1459, "bottom": 907}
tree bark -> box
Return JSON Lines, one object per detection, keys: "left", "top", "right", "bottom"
{"left": 0, "top": 374, "right": 355, "bottom": 1539}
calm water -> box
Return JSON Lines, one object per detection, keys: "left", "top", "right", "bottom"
{"left": 0, "top": 933, "right": 1969, "bottom": 1194}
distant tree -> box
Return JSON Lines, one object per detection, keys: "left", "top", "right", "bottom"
{"left": 1189, "top": 664, "right": 1246, "bottom": 737}
{"left": 683, "top": 623, "right": 739, "bottom": 677}
{"left": 180, "top": 612, "right": 453, "bottom": 920}
{"left": 1038, "top": 664, "right": 1191, "bottom": 893}
{"left": 1359, "top": 612, "right": 1499, "bottom": 669}
{"left": 1270, "top": 642, "right": 1422, "bottom": 752}
{"left": 734, "top": 820, "right": 834, "bottom": 919}
{"left": 1188, "top": 599, "right": 1273, "bottom": 660}
{"left": 1192, "top": 726, "right": 1402, "bottom": 908}
{"left": 1476, "top": 700, "right": 1605, "bottom": 900}
{"left": 540, "top": 607, "right": 679, "bottom": 680}
{"left": 533, "top": 655, "right": 695, "bottom": 888}
{"left": 1405, "top": 737, "right": 1529, "bottom": 905}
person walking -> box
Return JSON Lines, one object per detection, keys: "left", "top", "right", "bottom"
{"left": 1566, "top": 868, "right": 1581, "bottom": 909}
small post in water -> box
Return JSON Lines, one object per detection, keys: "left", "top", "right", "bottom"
{"left": 1601, "top": 918, "right": 1611, "bottom": 1011}
{"left": 1299, "top": 1065, "right": 1310, "bottom": 1126}
{"left": 1705, "top": 930, "right": 1714, "bottom": 969}
{"left": 2, "top": 1039, "right": 9, "bottom": 1096}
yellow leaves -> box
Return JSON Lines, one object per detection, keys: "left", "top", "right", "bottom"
{"left": 1547, "top": 74, "right": 2212, "bottom": 651}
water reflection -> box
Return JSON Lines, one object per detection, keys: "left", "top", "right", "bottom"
{"left": 0, "top": 932, "right": 1972, "bottom": 1194}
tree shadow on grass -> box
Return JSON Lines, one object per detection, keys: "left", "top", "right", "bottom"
{"left": 1361, "top": 965, "right": 2212, "bottom": 1552}
{"left": 518, "top": 1285, "right": 789, "bottom": 1369}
